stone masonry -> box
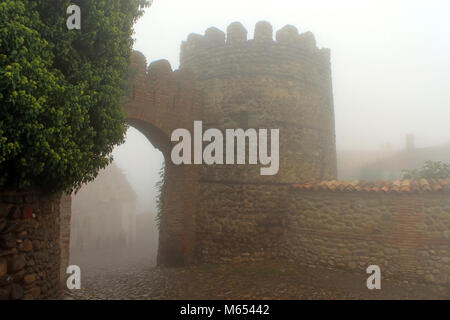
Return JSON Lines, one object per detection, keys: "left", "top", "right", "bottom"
{"left": 124, "top": 21, "right": 336, "bottom": 266}
{"left": 0, "top": 190, "right": 61, "bottom": 299}
{"left": 196, "top": 180, "right": 450, "bottom": 286}
{"left": 289, "top": 180, "right": 450, "bottom": 286}
{"left": 122, "top": 21, "right": 449, "bottom": 287}
{"left": 59, "top": 193, "right": 71, "bottom": 287}
{"left": 181, "top": 21, "right": 337, "bottom": 184}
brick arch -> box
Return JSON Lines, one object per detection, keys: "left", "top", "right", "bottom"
{"left": 126, "top": 118, "right": 171, "bottom": 154}
{"left": 123, "top": 51, "right": 201, "bottom": 266}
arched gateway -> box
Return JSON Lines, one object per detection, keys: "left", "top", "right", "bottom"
{"left": 124, "top": 52, "right": 201, "bottom": 266}
{"left": 122, "top": 21, "right": 337, "bottom": 267}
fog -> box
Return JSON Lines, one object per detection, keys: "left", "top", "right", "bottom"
{"left": 75, "top": 0, "right": 450, "bottom": 249}
{"left": 65, "top": 1, "right": 450, "bottom": 298}
{"left": 133, "top": 0, "right": 450, "bottom": 150}
{"left": 107, "top": 0, "right": 450, "bottom": 212}
{"left": 112, "top": 128, "right": 164, "bottom": 214}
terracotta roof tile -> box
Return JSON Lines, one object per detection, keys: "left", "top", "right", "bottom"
{"left": 291, "top": 179, "right": 450, "bottom": 193}
{"left": 337, "top": 182, "right": 347, "bottom": 192}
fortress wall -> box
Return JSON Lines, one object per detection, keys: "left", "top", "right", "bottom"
{"left": 196, "top": 183, "right": 290, "bottom": 263}
{"left": 288, "top": 189, "right": 450, "bottom": 286}
{"left": 196, "top": 181, "right": 450, "bottom": 287}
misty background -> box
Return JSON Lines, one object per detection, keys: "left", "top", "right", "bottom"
{"left": 116, "top": 0, "right": 450, "bottom": 214}
{"left": 71, "top": 1, "right": 449, "bottom": 263}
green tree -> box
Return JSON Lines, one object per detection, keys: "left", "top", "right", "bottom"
{"left": 401, "top": 160, "right": 450, "bottom": 179}
{"left": 0, "top": 0, "right": 151, "bottom": 192}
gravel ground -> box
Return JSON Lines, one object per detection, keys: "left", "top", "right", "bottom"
{"left": 63, "top": 248, "right": 449, "bottom": 300}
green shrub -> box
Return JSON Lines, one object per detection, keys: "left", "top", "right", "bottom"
{"left": 401, "top": 160, "right": 450, "bottom": 180}
{"left": 0, "top": 0, "right": 150, "bottom": 192}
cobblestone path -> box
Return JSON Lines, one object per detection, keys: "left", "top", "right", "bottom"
{"left": 64, "top": 249, "right": 449, "bottom": 300}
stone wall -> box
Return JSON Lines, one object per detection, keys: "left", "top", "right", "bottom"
{"left": 288, "top": 188, "right": 450, "bottom": 286}
{"left": 0, "top": 190, "right": 61, "bottom": 299}
{"left": 195, "top": 180, "right": 450, "bottom": 287}
{"left": 59, "top": 193, "right": 71, "bottom": 287}
{"left": 196, "top": 183, "right": 290, "bottom": 263}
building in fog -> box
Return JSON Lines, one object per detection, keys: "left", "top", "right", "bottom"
{"left": 70, "top": 163, "right": 137, "bottom": 251}
{"left": 339, "top": 135, "right": 450, "bottom": 180}
{"left": 136, "top": 212, "right": 159, "bottom": 260}
{"left": 359, "top": 141, "right": 450, "bottom": 180}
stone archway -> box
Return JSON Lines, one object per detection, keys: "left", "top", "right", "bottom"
{"left": 123, "top": 52, "right": 201, "bottom": 266}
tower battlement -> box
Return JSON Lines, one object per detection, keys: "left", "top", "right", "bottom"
{"left": 180, "top": 21, "right": 331, "bottom": 81}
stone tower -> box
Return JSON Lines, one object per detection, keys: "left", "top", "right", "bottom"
{"left": 180, "top": 21, "right": 337, "bottom": 184}
{"left": 123, "top": 21, "right": 337, "bottom": 265}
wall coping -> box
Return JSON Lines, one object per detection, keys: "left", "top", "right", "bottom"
{"left": 292, "top": 179, "right": 450, "bottom": 193}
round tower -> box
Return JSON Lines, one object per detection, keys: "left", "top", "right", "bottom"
{"left": 180, "top": 21, "right": 337, "bottom": 183}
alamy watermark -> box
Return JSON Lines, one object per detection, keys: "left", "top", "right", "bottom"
{"left": 66, "top": 1, "right": 154, "bottom": 30}
{"left": 66, "top": 265, "right": 81, "bottom": 290}
{"left": 66, "top": 5, "right": 81, "bottom": 30}
{"left": 366, "top": 265, "right": 381, "bottom": 290}
{"left": 171, "top": 121, "right": 279, "bottom": 176}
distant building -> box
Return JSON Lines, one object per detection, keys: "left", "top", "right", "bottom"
{"left": 338, "top": 135, "right": 450, "bottom": 181}
{"left": 339, "top": 134, "right": 450, "bottom": 181}
{"left": 337, "top": 142, "right": 396, "bottom": 180}
{"left": 337, "top": 148, "right": 394, "bottom": 180}
{"left": 70, "top": 163, "right": 137, "bottom": 251}
{"left": 136, "top": 212, "right": 159, "bottom": 262}
{"left": 359, "top": 140, "right": 450, "bottom": 180}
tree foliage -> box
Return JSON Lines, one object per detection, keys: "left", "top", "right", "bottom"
{"left": 0, "top": 0, "right": 150, "bottom": 192}
{"left": 401, "top": 160, "right": 450, "bottom": 180}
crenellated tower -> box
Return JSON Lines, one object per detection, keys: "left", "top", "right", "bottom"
{"left": 179, "top": 21, "right": 337, "bottom": 183}
{"left": 124, "top": 21, "right": 337, "bottom": 266}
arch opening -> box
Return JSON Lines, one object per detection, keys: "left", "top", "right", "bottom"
{"left": 69, "top": 125, "right": 165, "bottom": 276}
